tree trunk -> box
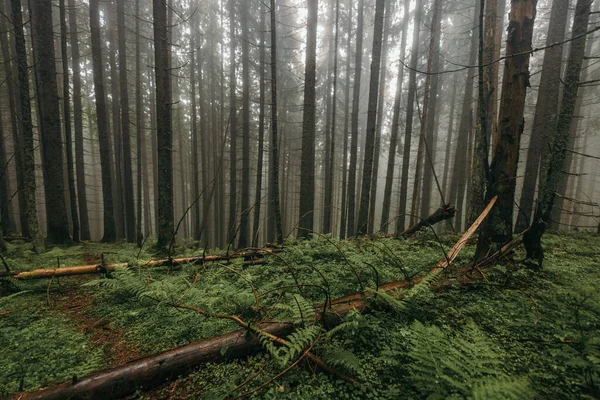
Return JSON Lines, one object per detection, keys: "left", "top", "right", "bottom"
{"left": 477, "top": 0, "right": 537, "bottom": 258}
{"left": 253, "top": 5, "right": 267, "bottom": 247}
{"left": 298, "top": 0, "right": 318, "bottom": 236}
{"left": 238, "top": 0, "right": 251, "bottom": 248}
{"left": 135, "top": 0, "right": 144, "bottom": 246}
{"left": 30, "top": 0, "right": 71, "bottom": 244}
{"left": 339, "top": 0, "right": 353, "bottom": 239}
{"left": 415, "top": 0, "right": 443, "bottom": 223}
{"left": 90, "top": 0, "right": 117, "bottom": 242}
{"left": 356, "top": 0, "right": 385, "bottom": 236}
{"left": 346, "top": 0, "right": 364, "bottom": 237}
{"left": 228, "top": 0, "right": 238, "bottom": 247}
{"left": 68, "top": 0, "right": 91, "bottom": 241}
{"left": 523, "top": 0, "right": 591, "bottom": 269}
{"left": 380, "top": 0, "right": 409, "bottom": 233}
{"left": 116, "top": 0, "right": 136, "bottom": 243}
{"left": 397, "top": 0, "right": 423, "bottom": 233}
{"left": 514, "top": 0, "right": 568, "bottom": 233}
{"left": 10, "top": 0, "right": 44, "bottom": 252}
{"left": 58, "top": 0, "right": 79, "bottom": 242}
{"left": 323, "top": 0, "right": 340, "bottom": 235}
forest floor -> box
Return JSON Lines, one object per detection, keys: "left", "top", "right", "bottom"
{"left": 1, "top": 230, "right": 599, "bottom": 399}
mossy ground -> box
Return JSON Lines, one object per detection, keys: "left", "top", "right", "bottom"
{"left": 0, "top": 232, "right": 598, "bottom": 399}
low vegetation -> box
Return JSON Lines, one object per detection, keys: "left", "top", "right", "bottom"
{"left": 1, "top": 232, "right": 599, "bottom": 399}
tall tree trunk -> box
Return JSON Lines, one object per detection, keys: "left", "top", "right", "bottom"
{"left": 339, "top": 0, "right": 352, "bottom": 239}
{"left": 476, "top": 0, "right": 537, "bottom": 258}
{"left": 270, "top": 0, "right": 283, "bottom": 244}
{"left": 441, "top": 80, "right": 457, "bottom": 205}
{"left": 346, "top": 0, "right": 364, "bottom": 237}
{"left": 323, "top": 0, "right": 340, "bottom": 235}
{"left": 523, "top": 0, "right": 591, "bottom": 269}
{"left": 0, "top": 96, "right": 10, "bottom": 236}
{"left": 117, "top": 0, "right": 136, "bottom": 243}
{"left": 30, "top": 0, "right": 71, "bottom": 244}
{"left": 238, "top": 0, "right": 251, "bottom": 248}
{"left": 397, "top": 0, "right": 423, "bottom": 233}
{"left": 153, "top": 0, "right": 174, "bottom": 249}
{"left": 298, "top": 0, "right": 318, "bottom": 236}
{"left": 68, "top": 0, "right": 91, "bottom": 241}
{"left": 59, "top": 0, "right": 79, "bottom": 242}
{"left": 448, "top": 3, "right": 479, "bottom": 232}
{"left": 191, "top": 37, "right": 201, "bottom": 242}
{"left": 380, "top": 0, "right": 409, "bottom": 232}
{"left": 10, "top": 0, "right": 43, "bottom": 251}
{"left": 228, "top": 0, "right": 238, "bottom": 246}
{"left": 356, "top": 0, "right": 385, "bottom": 236}
{"left": 253, "top": 5, "right": 267, "bottom": 247}
{"left": 416, "top": 0, "right": 443, "bottom": 222}
{"left": 515, "top": 0, "right": 568, "bottom": 233}
{"left": 135, "top": 0, "right": 144, "bottom": 246}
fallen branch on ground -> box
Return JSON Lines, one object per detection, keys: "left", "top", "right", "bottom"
{"left": 376, "top": 204, "right": 457, "bottom": 238}
{"left": 16, "top": 198, "right": 498, "bottom": 400}
{"left": 0, "top": 249, "right": 279, "bottom": 280}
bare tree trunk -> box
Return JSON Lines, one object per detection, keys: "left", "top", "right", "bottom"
{"left": 68, "top": 0, "right": 91, "bottom": 241}
{"left": 416, "top": 0, "right": 443, "bottom": 223}
{"left": 228, "top": 0, "right": 238, "bottom": 246}
{"left": 253, "top": 5, "right": 267, "bottom": 247}
{"left": 346, "top": 0, "right": 364, "bottom": 237}
{"left": 153, "top": 0, "right": 174, "bottom": 249}
{"left": 339, "top": 0, "right": 352, "bottom": 239}
{"left": 135, "top": 0, "right": 144, "bottom": 246}
{"left": 524, "top": 0, "right": 591, "bottom": 269}
{"left": 397, "top": 0, "right": 422, "bottom": 233}
{"left": 515, "top": 0, "right": 568, "bottom": 233}
{"left": 238, "top": 0, "right": 251, "bottom": 248}
{"left": 10, "top": 0, "right": 44, "bottom": 251}
{"left": 190, "top": 36, "right": 201, "bottom": 242}
{"left": 380, "top": 0, "right": 409, "bottom": 233}
{"left": 477, "top": 0, "right": 537, "bottom": 258}
{"left": 30, "top": 0, "right": 71, "bottom": 244}
{"left": 356, "top": 0, "right": 385, "bottom": 236}
{"left": 441, "top": 80, "right": 457, "bottom": 204}
{"left": 298, "top": 0, "right": 318, "bottom": 236}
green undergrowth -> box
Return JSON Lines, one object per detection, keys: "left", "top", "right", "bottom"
{"left": 0, "top": 231, "right": 599, "bottom": 399}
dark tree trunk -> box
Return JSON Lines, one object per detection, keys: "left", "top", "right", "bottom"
{"left": 346, "top": 0, "right": 364, "bottom": 237}
{"left": 153, "top": 0, "right": 174, "bottom": 249}
{"left": 68, "top": 0, "right": 91, "bottom": 241}
{"left": 117, "top": 0, "right": 137, "bottom": 243}
{"left": 0, "top": 97, "right": 10, "bottom": 236}
{"left": 135, "top": 0, "right": 144, "bottom": 246}
{"left": 523, "top": 0, "right": 591, "bottom": 269}
{"left": 10, "top": 0, "right": 43, "bottom": 251}
{"left": 191, "top": 38, "right": 201, "bottom": 242}
{"left": 477, "top": 0, "right": 537, "bottom": 258}
{"left": 356, "top": 0, "right": 385, "bottom": 236}
{"left": 298, "top": 0, "right": 318, "bottom": 237}
{"left": 30, "top": 0, "right": 71, "bottom": 244}
{"left": 90, "top": 0, "right": 117, "bottom": 242}
{"left": 416, "top": 0, "right": 443, "bottom": 222}
{"left": 228, "top": 0, "right": 238, "bottom": 246}
{"left": 397, "top": 0, "right": 422, "bottom": 233}
{"left": 323, "top": 0, "right": 340, "bottom": 235}
{"left": 339, "top": 0, "right": 353, "bottom": 239}
{"left": 238, "top": 0, "right": 251, "bottom": 248}
{"left": 253, "top": 5, "right": 266, "bottom": 247}
{"left": 380, "top": 0, "right": 409, "bottom": 232}
{"left": 59, "top": 0, "right": 79, "bottom": 242}
{"left": 515, "top": 0, "right": 568, "bottom": 232}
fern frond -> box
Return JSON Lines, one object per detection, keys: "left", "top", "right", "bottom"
{"left": 322, "top": 348, "right": 362, "bottom": 375}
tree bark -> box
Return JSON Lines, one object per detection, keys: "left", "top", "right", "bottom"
{"left": 298, "top": 0, "right": 318, "bottom": 236}
{"left": 135, "top": 0, "right": 144, "bottom": 246}
{"left": 90, "top": 0, "right": 117, "bottom": 242}
{"left": 397, "top": 0, "right": 423, "bottom": 233}
{"left": 238, "top": 0, "right": 251, "bottom": 248}
{"left": 515, "top": 0, "right": 568, "bottom": 233}
{"left": 30, "top": 0, "right": 71, "bottom": 244}
{"left": 523, "top": 0, "right": 591, "bottom": 269}
{"left": 477, "top": 0, "right": 537, "bottom": 258}
{"left": 153, "top": 0, "right": 174, "bottom": 249}
{"left": 356, "top": 0, "right": 385, "bottom": 236}
{"left": 228, "top": 0, "right": 238, "bottom": 247}
{"left": 10, "top": 0, "right": 44, "bottom": 252}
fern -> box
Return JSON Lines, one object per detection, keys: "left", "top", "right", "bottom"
{"left": 257, "top": 325, "right": 320, "bottom": 367}
{"left": 470, "top": 376, "right": 534, "bottom": 400}
{"left": 322, "top": 348, "right": 362, "bottom": 375}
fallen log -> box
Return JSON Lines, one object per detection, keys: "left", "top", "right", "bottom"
{"left": 375, "top": 204, "right": 457, "bottom": 238}
{"left": 15, "top": 197, "right": 497, "bottom": 400}
{"left": 0, "top": 249, "right": 279, "bottom": 280}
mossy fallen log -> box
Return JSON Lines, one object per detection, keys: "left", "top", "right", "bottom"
{"left": 15, "top": 198, "right": 497, "bottom": 400}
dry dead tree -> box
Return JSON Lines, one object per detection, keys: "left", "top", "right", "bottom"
{"left": 16, "top": 198, "right": 498, "bottom": 400}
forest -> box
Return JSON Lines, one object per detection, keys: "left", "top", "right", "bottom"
{"left": 0, "top": 0, "right": 599, "bottom": 398}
